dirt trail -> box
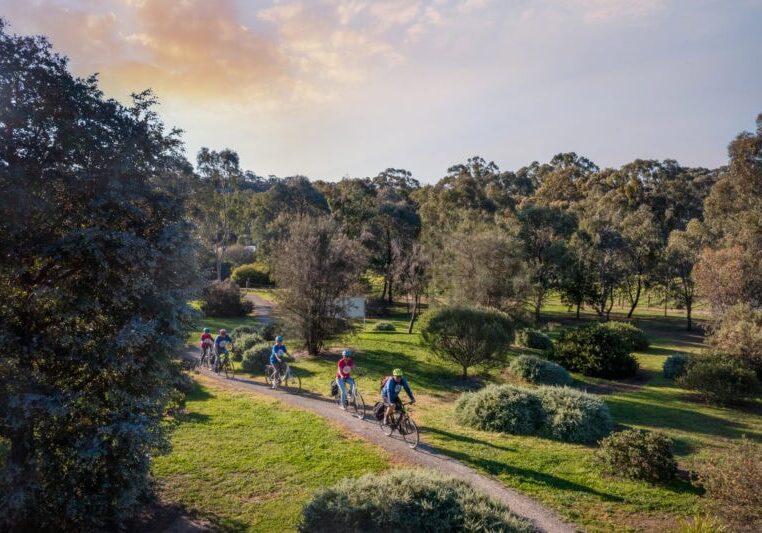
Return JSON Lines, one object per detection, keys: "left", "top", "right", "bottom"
{"left": 188, "top": 348, "right": 576, "bottom": 533}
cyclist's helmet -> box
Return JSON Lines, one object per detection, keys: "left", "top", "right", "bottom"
{"left": 392, "top": 368, "right": 403, "bottom": 377}
{"left": 220, "top": 329, "right": 227, "bottom": 335}
{"left": 203, "top": 327, "right": 210, "bottom": 333}
{"left": 342, "top": 350, "right": 353, "bottom": 357}
{"left": 276, "top": 335, "right": 284, "bottom": 342}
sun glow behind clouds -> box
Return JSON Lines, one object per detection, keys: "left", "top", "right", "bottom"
{"left": 1, "top": 0, "right": 761, "bottom": 180}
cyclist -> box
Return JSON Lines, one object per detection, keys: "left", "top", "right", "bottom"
{"left": 200, "top": 328, "right": 214, "bottom": 362}
{"left": 270, "top": 335, "right": 289, "bottom": 387}
{"left": 213, "top": 329, "right": 232, "bottom": 372}
{"left": 381, "top": 368, "right": 415, "bottom": 425}
{"left": 336, "top": 350, "right": 355, "bottom": 410}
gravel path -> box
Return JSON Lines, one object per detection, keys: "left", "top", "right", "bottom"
{"left": 189, "top": 348, "right": 576, "bottom": 533}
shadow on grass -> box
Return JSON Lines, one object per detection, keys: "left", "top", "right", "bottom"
{"left": 425, "top": 426, "right": 516, "bottom": 453}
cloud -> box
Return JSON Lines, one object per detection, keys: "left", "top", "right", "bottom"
{"left": 565, "top": 0, "right": 667, "bottom": 23}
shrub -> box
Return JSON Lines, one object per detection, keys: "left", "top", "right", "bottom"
{"left": 455, "top": 385, "right": 612, "bottom": 443}
{"left": 420, "top": 306, "right": 515, "bottom": 378}
{"left": 677, "top": 357, "right": 760, "bottom": 405}
{"left": 200, "top": 280, "right": 253, "bottom": 317}
{"left": 231, "top": 261, "right": 272, "bottom": 287}
{"left": 509, "top": 355, "right": 571, "bottom": 386}
{"left": 697, "top": 437, "right": 762, "bottom": 528}
{"left": 241, "top": 342, "right": 273, "bottom": 374}
{"left": 536, "top": 387, "right": 613, "bottom": 443}
{"left": 516, "top": 329, "right": 554, "bottom": 352}
{"left": 234, "top": 332, "right": 264, "bottom": 353}
{"left": 551, "top": 323, "right": 639, "bottom": 378}
{"left": 544, "top": 322, "right": 562, "bottom": 332}
{"left": 225, "top": 244, "right": 256, "bottom": 267}
{"left": 232, "top": 325, "right": 260, "bottom": 338}
{"left": 299, "top": 469, "right": 534, "bottom": 533}
{"left": 455, "top": 385, "right": 544, "bottom": 435}
{"left": 706, "top": 303, "right": 762, "bottom": 379}
{"left": 600, "top": 321, "right": 650, "bottom": 351}
{"left": 674, "top": 515, "right": 729, "bottom": 533}
{"left": 663, "top": 353, "right": 690, "bottom": 380}
{"left": 596, "top": 429, "right": 677, "bottom": 482}
{"left": 257, "top": 321, "right": 279, "bottom": 342}
{"left": 373, "top": 321, "right": 396, "bottom": 332}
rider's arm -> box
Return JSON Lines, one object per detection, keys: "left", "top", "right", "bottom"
{"left": 402, "top": 379, "right": 415, "bottom": 402}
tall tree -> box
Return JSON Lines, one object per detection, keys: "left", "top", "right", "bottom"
{"left": 0, "top": 23, "right": 197, "bottom": 529}
{"left": 618, "top": 206, "right": 662, "bottom": 317}
{"left": 665, "top": 219, "right": 704, "bottom": 330}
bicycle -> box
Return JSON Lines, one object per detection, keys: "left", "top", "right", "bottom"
{"left": 379, "top": 401, "right": 419, "bottom": 449}
{"left": 265, "top": 362, "right": 301, "bottom": 391}
{"left": 214, "top": 351, "right": 235, "bottom": 379}
{"left": 199, "top": 342, "right": 214, "bottom": 369}
{"left": 333, "top": 373, "right": 365, "bottom": 419}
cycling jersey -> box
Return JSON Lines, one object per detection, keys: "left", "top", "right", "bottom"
{"left": 214, "top": 334, "right": 232, "bottom": 351}
{"left": 200, "top": 332, "right": 213, "bottom": 346}
{"left": 337, "top": 358, "right": 354, "bottom": 378}
{"left": 381, "top": 376, "right": 414, "bottom": 403}
{"left": 270, "top": 343, "right": 287, "bottom": 365}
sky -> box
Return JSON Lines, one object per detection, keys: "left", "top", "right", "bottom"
{"left": 2, "top": 0, "right": 761, "bottom": 182}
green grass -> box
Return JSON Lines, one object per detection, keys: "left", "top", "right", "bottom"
{"left": 188, "top": 295, "right": 762, "bottom": 531}
{"left": 153, "top": 376, "right": 390, "bottom": 531}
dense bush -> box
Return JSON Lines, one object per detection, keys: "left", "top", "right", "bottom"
{"left": 231, "top": 261, "right": 272, "bottom": 287}
{"left": 516, "top": 329, "right": 554, "bottom": 352}
{"left": 232, "top": 325, "right": 260, "bottom": 338}
{"left": 663, "top": 353, "right": 690, "bottom": 380}
{"left": 551, "top": 323, "right": 639, "bottom": 378}
{"left": 536, "top": 387, "right": 613, "bottom": 443}
{"left": 420, "top": 306, "right": 515, "bottom": 378}
{"left": 241, "top": 342, "right": 274, "bottom": 374}
{"left": 373, "top": 322, "right": 396, "bottom": 332}
{"left": 706, "top": 303, "right": 762, "bottom": 378}
{"left": 601, "top": 321, "right": 650, "bottom": 351}
{"left": 455, "top": 385, "right": 612, "bottom": 443}
{"left": 509, "top": 355, "right": 572, "bottom": 386}
{"left": 235, "top": 332, "right": 264, "bottom": 353}
{"left": 225, "top": 244, "right": 256, "bottom": 267}
{"left": 596, "top": 429, "right": 677, "bottom": 482}
{"left": 698, "top": 437, "right": 762, "bottom": 528}
{"left": 455, "top": 385, "right": 543, "bottom": 435}
{"left": 299, "top": 469, "right": 534, "bottom": 533}
{"left": 677, "top": 357, "right": 760, "bottom": 405}
{"left": 200, "top": 280, "right": 254, "bottom": 317}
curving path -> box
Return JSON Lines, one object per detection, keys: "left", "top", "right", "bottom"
{"left": 188, "top": 348, "right": 576, "bottom": 533}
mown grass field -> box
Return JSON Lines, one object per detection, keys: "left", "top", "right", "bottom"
{"left": 188, "top": 293, "right": 762, "bottom": 532}
{"left": 153, "top": 375, "right": 390, "bottom": 531}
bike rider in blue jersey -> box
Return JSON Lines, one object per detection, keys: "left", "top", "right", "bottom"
{"left": 381, "top": 368, "right": 415, "bottom": 424}
{"left": 213, "top": 329, "right": 232, "bottom": 371}
{"left": 270, "top": 335, "right": 289, "bottom": 388}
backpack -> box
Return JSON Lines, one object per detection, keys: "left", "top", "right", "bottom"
{"left": 372, "top": 401, "right": 385, "bottom": 421}
{"left": 379, "top": 376, "right": 391, "bottom": 393}
{"left": 330, "top": 379, "right": 339, "bottom": 397}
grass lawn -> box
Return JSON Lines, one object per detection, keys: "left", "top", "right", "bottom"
{"left": 193, "top": 295, "right": 762, "bottom": 532}
{"left": 153, "top": 375, "right": 390, "bottom": 531}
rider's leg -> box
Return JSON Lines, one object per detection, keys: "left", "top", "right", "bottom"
{"left": 337, "top": 376, "right": 347, "bottom": 407}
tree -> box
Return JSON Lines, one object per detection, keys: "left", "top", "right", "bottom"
{"left": 392, "top": 241, "right": 430, "bottom": 333}
{"left": 272, "top": 216, "right": 365, "bottom": 355}
{"left": 558, "top": 231, "right": 596, "bottom": 319}
{"left": 693, "top": 246, "right": 747, "bottom": 316}
{"left": 618, "top": 206, "right": 661, "bottom": 318}
{"left": 0, "top": 22, "right": 197, "bottom": 529}
{"left": 419, "top": 307, "right": 515, "bottom": 378}
{"left": 665, "top": 219, "right": 704, "bottom": 330}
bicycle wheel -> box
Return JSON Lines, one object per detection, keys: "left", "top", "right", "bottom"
{"left": 264, "top": 365, "right": 274, "bottom": 384}
{"left": 350, "top": 391, "right": 365, "bottom": 419}
{"left": 400, "top": 416, "right": 420, "bottom": 449}
{"left": 225, "top": 361, "right": 235, "bottom": 379}
{"left": 381, "top": 412, "right": 396, "bottom": 437}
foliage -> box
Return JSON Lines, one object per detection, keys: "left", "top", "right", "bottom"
{"left": 516, "top": 329, "right": 554, "bottom": 352}
{"left": 455, "top": 385, "right": 544, "bottom": 435}
{"left": 272, "top": 216, "right": 365, "bottom": 355}
{"left": 234, "top": 332, "right": 264, "bottom": 353}
{"left": 551, "top": 323, "right": 639, "bottom": 378}
{"left": 241, "top": 342, "right": 274, "bottom": 374}
{"left": 231, "top": 261, "right": 272, "bottom": 287}
{"left": 697, "top": 437, "right": 762, "bottom": 528}
{"left": 419, "top": 306, "right": 516, "bottom": 378}
{"left": 200, "top": 280, "right": 254, "bottom": 317}
{"left": 509, "top": 355, "right": 571, "bottom": 386}
{"left": 224, "top": 244, "right": 256, "bottom": 267}
{"left": 706, "top": 303, "right": 762, "bottom": 378}
{"left": 663, "top": 353, "right": 690, "bottom": 380}
{"left": 693, "top": 247, "right": 747, "bottom": 316}
{"left": 535, "top": 387, "right": 613, "bottom": 443}
{"left": 232, "top": 325, "right": 261, "bottom": 338}
{"left": 0, "top": 23, "right": 198, "bottom": 530}
{"left": 677, "top": 356, "right": 760, "bottom": 405}
{"left": 455, "top": 385, "right": 612, "bottom": 443}
{"left": 373, "top": 322, "right": 396, "bottom": 332}
{"left": 299, "top": 469, "right": 534, "bottom": 533}
{"left": 596, "top": 429, "right": 677, "bottom": 482}
{"left": 673, "top": 515, "right": 729, "bottom": 533}
{"left": 599, "top": 321, "right": 650, "bottom": 351}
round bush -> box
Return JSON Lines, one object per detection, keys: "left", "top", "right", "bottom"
{"left": 600, "top": 321, "right": 650, "bottom": 351}
{"left": 677, "top": 357, "right": 761, "bottom": 405}
{"left": 299, "top": 469, "right": 534, "bottom": 533}
{"left": 516, "top": 329, "right": 554, "bottom": 352}
{"left": 231, "top": 261, "right": 271, "bottom": 287}
{"left": 663, "top": 353, "right": 690, "bottom": 380}
{"left": 536, "top": 387, "right": 613, "bottom": 443}
{"left": 241, "top": 342, "right": 273, "bottom": 374}
{"left": 232, "top": 325, "right": 260, "bottom": 338}
{"left": 455, "top": 385, "right": 544, "bottom": 435}
{"left": 200, "top": 280, "right": 254, "bottom": 317}
{"left": 373, "top": 322, "right": 396, "bottom": 332}
{"left": 596, "top": 429, "right": 677, "bottom": 482}
{"left": 551, "top": 323, "right": 639, "bottom": 378}
{"left": 509, "top": 355, "right": 572, "bottom": 386}
{"left": 234, "top": 332, "right": 264, "bottom": 353}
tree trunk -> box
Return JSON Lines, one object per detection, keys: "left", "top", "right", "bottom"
{"left": 606, "top": 290, "right": 614, "bottom": 320}
{"left": 381, "top": 278, "right": 388, "bottom": 301}
{"left": 462, "top": 365, "right": 468, "bottom": 379}
{"left": 407, "top": 297, "right": 419, "bottom": 334}
{"left": 534, "top": 289, "right": 543, "bottom": 322}
{"left": 388, "top": 277, "right": 393, "bottom": 305}
{"left": 664, "top": 292, "right": 668, "bottom": 318}
{"left": 627, "top": 278, "right": 642, "bottom": 318}
{"left": 576, "top": 300, "right": 581, "bottom": 320}
{"left": 215, "top": 244, "right": 223, "bottom": 281}
{"left": 686, "top": 299, "right": 692, "bottom": 331}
